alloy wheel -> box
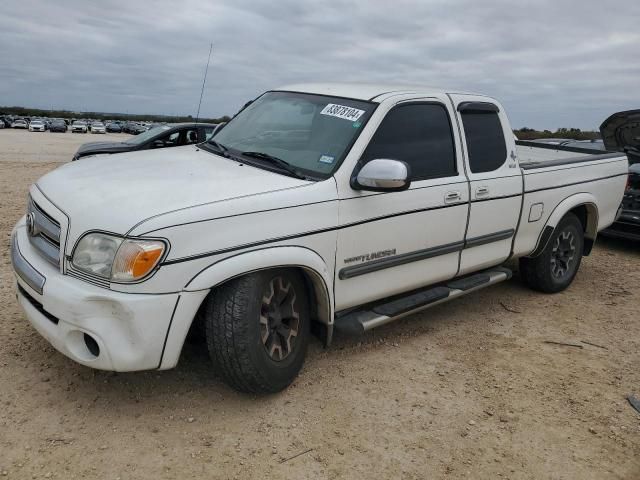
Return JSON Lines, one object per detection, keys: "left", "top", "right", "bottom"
{"left": 260, "top": 276, "right": 300, "bottom": 361}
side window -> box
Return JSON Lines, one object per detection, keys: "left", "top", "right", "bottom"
{"left": 361, "top": 104, "right": 457, "bottom": 181}
{"left": 204, "top": 127, "right": 215, "bottom": 141}
{"left": 460, "top": 110, "right": 507, "bottom": 173}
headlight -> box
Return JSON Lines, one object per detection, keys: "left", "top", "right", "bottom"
{"left": 72, "top": 233, "right": 166, "bottom": 282}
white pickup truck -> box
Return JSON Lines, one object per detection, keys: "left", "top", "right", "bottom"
{"left": 11, "top": 83, "right": 628, "bottom": 393}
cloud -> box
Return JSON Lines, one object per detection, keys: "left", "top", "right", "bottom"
{"left": 0, "top": 0, "right": 638, "bottom": 129}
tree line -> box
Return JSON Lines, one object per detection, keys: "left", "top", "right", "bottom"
{"left": 513, "top": 127, "right": 600, "bottom": 141}
{"left": 0, "top": 105, "right": 230, "bottom": 124}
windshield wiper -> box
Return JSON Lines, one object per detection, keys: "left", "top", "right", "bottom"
{"left": 240, "top": 151, "right": 309, "bottom": 180}
{"left": 206, "top": 139, "right": 230, "bottom": 157}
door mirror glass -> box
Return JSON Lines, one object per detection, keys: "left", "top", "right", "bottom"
{"left": 354, "top": 159, "right": 411, "bottom": 192}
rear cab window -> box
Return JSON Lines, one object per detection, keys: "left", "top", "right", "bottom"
{"left": 459, "top": 103, "right": 507, "bottom": 173}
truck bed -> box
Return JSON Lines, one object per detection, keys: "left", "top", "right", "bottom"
{"left": 511, "top": 142, "right": 628, "bottom": 258}
{"left": 515, "top": 140, "right": 620, "bottom": 167}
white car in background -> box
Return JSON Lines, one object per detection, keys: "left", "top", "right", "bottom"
{"left": 28, "top": 120, "right": 46, "bottom": 132}
{"left": 90, "top": 122, "right": 106, "bottom": 134}
{"left": 71, "top": 121, "right": 88, "bottom": 133}
{"left": 12, "top": 119, "right": 28, "bottom": 129}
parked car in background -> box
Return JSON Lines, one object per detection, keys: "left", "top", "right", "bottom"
{"left": 49, "top": 119, "right": 68, "bottom": 133}
{"left": 121, "top": 122, "right": 138, "bottom": 134}
{"left": 90, "top": 122, "right": 106, "bottom": 134}
{"left": 12, "top": 119, "right": 28, "bottom": 129}
{"left": 600, "top": 110, "right": 640, "bottom": 240}
{"left": 28, "top": 120, "right": 46, "bottom": 132}
{"left": 106, "top": 122, "right": 122, "bottom": 133}
{"left": 71, "top": 121, "right": 88, "bottom": 133}
{"left": 0, "top": 119, "right": 4, "bottom": 129}
{"left": 131, "top": 123, "right": 147, "bottom": 135}
{"left": 72, "top": 123, "right": 217, "bottom": 160}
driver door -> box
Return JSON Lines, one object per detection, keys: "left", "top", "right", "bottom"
{"left": 334, "top": 97, "right": 469, "bottom": 311}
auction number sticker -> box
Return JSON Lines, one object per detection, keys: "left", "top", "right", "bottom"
{"left": 320, "top": 104, "right": 365, "bottom": 122}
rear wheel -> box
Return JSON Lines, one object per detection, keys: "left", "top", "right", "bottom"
{"left": 520, "top": 212, "right": 584, "bottom": 293}
{"left": 203, "top": 269, "right": 310, "bottom": 393}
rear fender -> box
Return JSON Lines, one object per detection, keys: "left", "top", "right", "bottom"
{"left": 529, "top": 193, "right": 599, "bottom": 257}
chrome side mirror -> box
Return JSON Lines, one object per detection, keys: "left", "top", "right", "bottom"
{"left": 353, "top": 159, "right": 411, "bottom": 192}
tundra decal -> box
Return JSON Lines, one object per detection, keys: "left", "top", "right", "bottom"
{"left": 344, "top": 249, "right": 397, "bottom": 265}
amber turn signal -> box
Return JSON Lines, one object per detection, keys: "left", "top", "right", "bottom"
{"left": 111, "top": 239, "right": 165, "bottom": 282}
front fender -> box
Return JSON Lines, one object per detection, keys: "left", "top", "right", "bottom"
{"left": 184, "top": 246, "right": 333, "bottom": 301}
{"left": 160, "top": 246, "right": 335, "bottom": 369}
{"left": 185, "top": 245, "right": 333, "bottom": 330}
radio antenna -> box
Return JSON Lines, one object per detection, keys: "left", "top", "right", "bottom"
{"left": 195, "top": 42, "right": 213, "bottom": 125}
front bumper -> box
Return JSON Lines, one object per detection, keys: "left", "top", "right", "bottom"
{"left": 10, "top": 222, "right": 186, "bottom": 371}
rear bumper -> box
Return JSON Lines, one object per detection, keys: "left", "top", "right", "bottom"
{"left": 9, "top": 222, "right": 200, "bottom": 371}
{"left": 602, "top": 211, "right": 640, "bottom": 241}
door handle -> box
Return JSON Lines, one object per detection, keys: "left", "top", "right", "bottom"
{"left": 444, "top": 191, "right": 462, "bottom": 203}
{"left": 475, "top": 186, "right": 490, "bottom": 197}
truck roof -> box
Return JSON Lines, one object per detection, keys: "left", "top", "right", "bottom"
{"left": 275, "top": 83, "right": 483, "bottom": 102}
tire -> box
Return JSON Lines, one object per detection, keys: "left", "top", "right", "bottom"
{"left": 204, "top": 269, "right": 310, "bottom": 393}
{"left": 519, "top": 212, "right": 584, "bottom": 293}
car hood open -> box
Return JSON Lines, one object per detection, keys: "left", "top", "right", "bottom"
{"left": 35, "top": 146, "right": 310, "bottom": 250}
{"left": 600, "top": 110, "right": 640, "bottom": 164}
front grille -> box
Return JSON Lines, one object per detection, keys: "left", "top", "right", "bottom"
{"left": 27, "top": 197, "right": 62, "bottom": 267}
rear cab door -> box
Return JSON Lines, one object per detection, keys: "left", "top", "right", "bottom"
{"left": 448, "top": 94, "right": 523, "bottom": 274}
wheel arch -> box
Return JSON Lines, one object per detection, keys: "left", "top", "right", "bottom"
{"left": 530, "top": 193, "right": 599, "bottom": 257}
{"left": 189, "top": 245, "right": 333, "bottom": 330}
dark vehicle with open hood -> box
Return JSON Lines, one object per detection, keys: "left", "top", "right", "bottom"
{"left": 600, "top": 110, "right": 640, "bottom": 240}
{"left": 72, "top": 123, "right": 218, "bottom": 161}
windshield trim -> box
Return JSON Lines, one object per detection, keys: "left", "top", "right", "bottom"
{"left": 207, "top": 90, "right": 379, "bottom": 181}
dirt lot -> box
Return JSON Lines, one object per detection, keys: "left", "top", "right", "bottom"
{"left": 0, "top": 128, "right": 639, "bottom": 479}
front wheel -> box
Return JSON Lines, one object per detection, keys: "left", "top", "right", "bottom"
{"left": 520, "top": 212, "right": 584, "bottom": 293}
{"left": 203, "top": 269, "right": 310, "bottom": 393}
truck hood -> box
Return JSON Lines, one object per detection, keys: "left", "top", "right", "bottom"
{"left": 36, "top": 146, "right": 309, "bottom": 248}
{"left": 600, "top": 110, "right": 640, "bottom": 164}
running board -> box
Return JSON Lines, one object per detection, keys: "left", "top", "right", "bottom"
{"left": 334, "top": 267, "right": 512, "bottom": 335}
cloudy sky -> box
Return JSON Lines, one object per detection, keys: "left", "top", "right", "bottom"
{"left": 1, "top": 0, "right": 638, "bottom": 129}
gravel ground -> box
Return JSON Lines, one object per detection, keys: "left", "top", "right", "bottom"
{"left": 0, "top": 128, "right": 639, "bottom": 479}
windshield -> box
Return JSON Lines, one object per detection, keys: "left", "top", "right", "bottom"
{"left": 210, "top": 91, "right": 376, "bottom": 179}
{"left": 124, "top": 125, "right": 171, "bottom": 145}
{"left": 73, "top": 121, "right": 86, "bottom": 125}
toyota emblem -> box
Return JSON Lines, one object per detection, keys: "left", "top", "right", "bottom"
{"left": 26, "top": 212, "right": 35, "bottom": 236}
